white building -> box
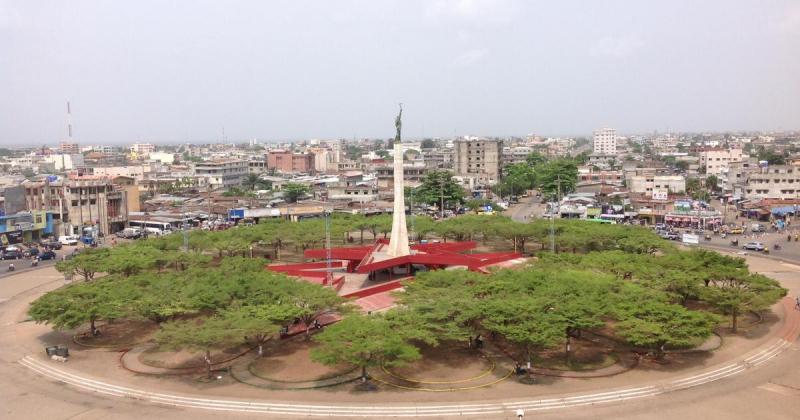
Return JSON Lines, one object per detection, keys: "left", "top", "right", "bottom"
{"left": 629, "top": 175, "right": 686, "bottom": 195}
{"left": 130, "top": 143, "right": 156, "bottom": 157}
{"left": 743, "top": 165, "right": 800, "bottom": 200}
{"left": 192, "top": 159, "right": 248, "bottom": 190}
{"left": 593, "top": 128, "right": 617, "bottom": 155}
{"left": 148, "top": 151, "right": 176, "bottom": 164}
{"left": 699, "top": 148, "right": 743, "bottom": 176}
{"left": 44, "top": 154, "right": 85, "bottom": 171}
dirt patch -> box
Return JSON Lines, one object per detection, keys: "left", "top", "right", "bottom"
{"left": 140, "top": 344, "right": 250, "bottom": 369}
{"left": 74, "top": 319, "right": 158, "bottom": 348}
{"left": 388, "top": 343, "right": 493, "bottom": 383}
{"left": 249, "top": 340, "right": 351, "bottom": 382}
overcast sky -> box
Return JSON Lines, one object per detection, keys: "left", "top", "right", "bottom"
{"left": 1, "top": 1, "right": 799, "bottom": 146}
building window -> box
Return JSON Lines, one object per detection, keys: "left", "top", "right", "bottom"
{"left": 71, "top": 200, "right": 78, "bottom": 206}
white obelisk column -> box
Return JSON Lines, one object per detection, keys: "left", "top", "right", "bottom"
{"left": 387, "top": 138, "right": 411, "bottom": 257}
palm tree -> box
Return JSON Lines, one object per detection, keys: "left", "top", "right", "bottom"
{"left": 242, "top": 173, "right": 270, "bottom": 191}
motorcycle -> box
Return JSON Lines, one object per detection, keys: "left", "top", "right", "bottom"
{"left": 8, "top": 264, "right": 15, "bottom": 272}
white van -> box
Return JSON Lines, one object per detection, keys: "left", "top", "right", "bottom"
{"left": 59, "top": 235, "right": 79, "bottom": 246}
{"left": 144, "top": 227, "right": 164, "bottom": 237}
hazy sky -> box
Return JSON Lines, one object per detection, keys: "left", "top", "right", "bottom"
{"left": 1, "top": 1, "right": 799, "bottom": 145}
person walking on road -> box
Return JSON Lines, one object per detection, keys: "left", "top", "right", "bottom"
{"left": 795, "top": 297, "right": 800, "bottom": 311}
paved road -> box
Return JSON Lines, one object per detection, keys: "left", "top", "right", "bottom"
{"left": 507, "top": 194, "right": 543, "bottom": 222}
{"left": 2, "top": 256, "right": 800, "bottom": 419}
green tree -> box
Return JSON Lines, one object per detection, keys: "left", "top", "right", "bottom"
{"left": 396, "top": 269, "right": 487, "bottom": 347}
{"left": 103, "top": 245, "right": 158, "bottom": 277}
{"left": 482, "top": 294, "right": 563, "bottom": 368}
{"left": 28, "top": 279, "right": 125, "bottom": 336}
{"left": 242, "top": 173, "right": 271, "bottom": 191}
{"left": 412, "top": 170, "right": 465, "bottom": 211}
{"left": 55, "top": 248, "right": 111, "bottom": 281}
{"left": 282, "top": 183, "right": 310, "bottom": 203}
{"left": 615, "top": 301, "right": 718, "bottom": 359}
{"left": 705, "top": 175, "right": 720, "bottom": 193}
{"left": 525, "top": 152, "right": 547, "bottom": 167}
{"left": 311, "top": 314, "right": 421, "bottom": 382}
{"left": 284, "top": 280, "right": 349, "bottom": 337}
{"left": 156, "top": 317, "right": 244, "bottom": 378}
{"left": 221, "top": 303, "right": 301, "bottom": 356}
{"left": 421, "top": 138, "right": 436, "bottom": 149}
{"left": 701, "top": 272, "right": 786, "bottom": 332}
{"left": 536, "top": 158, "right": 578, "bottom": 199}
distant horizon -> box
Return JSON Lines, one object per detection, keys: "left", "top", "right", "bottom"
{"left": 2, "top": 127, "right": 799, "bottom": 151}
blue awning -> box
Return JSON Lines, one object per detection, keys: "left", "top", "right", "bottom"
{"left": 771, "top": 206, "right": 797, "bottom": 216}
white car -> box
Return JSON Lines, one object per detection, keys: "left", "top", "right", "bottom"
{"left": 58, "top": 235, "right": 79, "bottom": 246}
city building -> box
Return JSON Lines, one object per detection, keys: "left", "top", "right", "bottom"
{"left": 0, "top": 210, "right": 53, "bottom": 244}
{"left": 699, "top": 147, "right": 743, "bottom": 176}
{"left": 149, "top": 151, "right": 176, "bottom": 164}
{"left": 43, "top": 154, "right": 85, "bottom": 171}
{"left": 743, "top": 165, "right": 800, "bottom": 200}
{"left": 629, "top": 175, "right": 686, "bottom": 195}
{"left": 192, "top": 159, "right": 248, "bottom": 189}
{"left": 452, "top": 138, "right": 502, "bottom": 185}
{"left": 593, "top": 128, "right": 617, "bottom": 155}
{"left": 267, "top": 150, "right": 315, "bottom": 174}
{"left": 23, "top": 176, "right": 130, "bottom": 236}
{"left": 130, "top": 143, "right": 156, "bottom": 157}
{"left": 58, "top": 142, "right": 80, "bottom": 154}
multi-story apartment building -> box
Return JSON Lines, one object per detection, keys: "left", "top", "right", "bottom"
{"left": 130, "top": 143, "right": 156, "bottom": 157}
{"left": 452, "top": 138, "right": 502, "bottom": 185}
{"left": 502, "top": 146, "right": 533, "bottom": 166}
{"left": 593, "top": 128, "right": 617, "bottom": 155}
{"left": 23, "top": 176, "right": 130, "bottom": 236}
{"left": 267, "top": 150, "right": 315, "bottom": 174}
{"left": 629, "top": 175, "right": 686, "bottom": 195}
{"left": 58, "top": 142, "right": 80, "bottom": 154}
{"left": 743, "top": 165, "right": 800, "bottom": 200}
{"left": 193, "top": 159, "right": 248, "bottom": 190}
{"left": 699, "top": 147, "right": 743, "bottom": 176}
{"left": 375, "top": 164, "right": 428, "bottom": 189}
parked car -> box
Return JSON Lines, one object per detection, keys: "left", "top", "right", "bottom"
{"left": 2, "top": 249, "right": 22, "bottom": 260}
{"left": 39, "top": 250, "right": 57, "bottom": 260}
{"left": 743, "top": 242, "right": 765, "bottom": 251}
{"left": 750, "top": 223, "right": 765, "bottom": 233}
{"left": 23, "top": 247, "right": 40, "bottom": 257}
{"left": 59, "top": 235, "right": 79, "bottom": 246}
{"left": 40, "top": 240, "right": 63, "bottom": 250}
{"left": 117, "top": 227, "right": 142, "bottom": 239}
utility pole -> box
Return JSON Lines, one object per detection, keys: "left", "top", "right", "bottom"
{"left": 324, "top": 205, "right": 332, "bottom": 286}
{"left": 550, "top": 175, "right": 561, "bottom": 253}
{"left": 440, "top": 177, "right": 445, "bottom": 219}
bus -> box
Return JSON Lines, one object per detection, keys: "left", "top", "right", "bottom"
{"left": 128, "top": 220, "right": 173, "bottom": 235}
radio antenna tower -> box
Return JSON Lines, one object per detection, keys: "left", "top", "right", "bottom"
{"left": 66, "top": 101, "right": 73, "bottom": 140}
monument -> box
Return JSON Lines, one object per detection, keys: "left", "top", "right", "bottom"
{"left": 269, "top": 106, "right": 522, "bottom": 284}
{"left": 386, "top": 104, "right": 411, "bottom": 257}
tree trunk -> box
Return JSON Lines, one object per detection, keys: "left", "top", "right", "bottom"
{"left": 360, "top": 229, "right": 364, "bottom": 244}
{"left": 258, "top": 344, "right": 264, "bottom": 357}
{"left": 655, "top": 343, "right": 666, "bottom": 360}
{"left": 204, "top": 350, "right": 213, "bottom": 379}
{"left": 565, "top": 330, "right": 571, "bottom": 363}
{"left": 526, "top": 346, "right": 532, "bottom": 370}
{"left": 731, "top": 309, "right": 738, "bottom": 333}
{"left": 361, "top": 365, "right": 368, "bottom": 382}
{"left": 90, "top": 318, "right": 98, "bottom": 336}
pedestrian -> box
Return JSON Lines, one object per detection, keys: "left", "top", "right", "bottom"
{"left": 795, "top": 297, "right": 800, "bottom": 311}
